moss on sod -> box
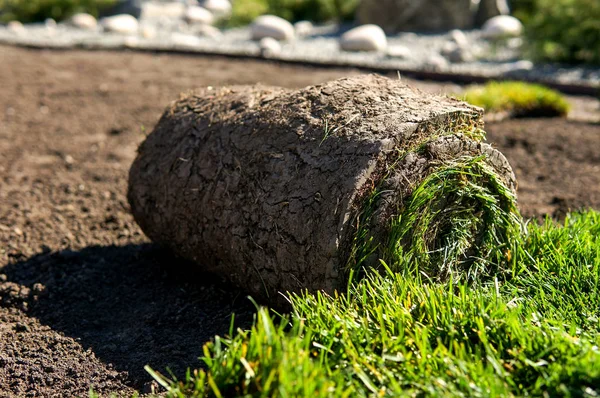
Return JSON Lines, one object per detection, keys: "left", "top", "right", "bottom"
{"left": 462, "top": 81, "right": 570, "bottom": 118}
{"left": 148, "top": 211, "right": 600, "bottom": 397}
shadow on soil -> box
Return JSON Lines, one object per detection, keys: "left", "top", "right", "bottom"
{"left": 1, "top": 244, "right": 256, "bottom": 388}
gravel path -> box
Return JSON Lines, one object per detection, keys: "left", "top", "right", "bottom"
{"left": 1, "top": 14, "right": 599, "bottom": 94}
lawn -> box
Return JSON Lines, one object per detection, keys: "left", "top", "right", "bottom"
{"left": 150, "top": 210, "right": 600, "bottom": 397}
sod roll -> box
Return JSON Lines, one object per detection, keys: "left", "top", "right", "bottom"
{"left": 128, "top": 75, "right": 520, "bottom": 304}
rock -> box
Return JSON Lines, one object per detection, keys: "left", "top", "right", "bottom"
{"left": 449, "top": 29, "right": 469, "bottom": 48}
{"left": 294, "top": 20, "right": 314, "bottom": 37}
{"left": 259, "top": 37, "right": 282, "bottom": 57}
{"left": 141, "top": 2, "right": 186, "bottom": 20}
{"left": 141, "top": 25, "right": 157, "bottom": 39}
{"left": 250, "top": 15, "right": 295, "bottom": 41}
{"left": 190, "top": 24, "right": 222, "bottom": 38}
{"left": 45, "top": 18, "right": 57, "bottom": 29}
{"left": 481, "top": 15, "right": 523, "bottom": 39}
{"left": 441, "top": 42, "right": 474, "bottom": 63}
{"left": 101, "top": 14, "right": 139, "bottom": 35}
{"left": 171, "top": 32, "right": 203, "bottom": 47}
{"left": 200, "top": 0, "right": 232, "bottom": 19}
{"left": 475, "top": 0, "right": 509, "bottom": 27}
{"left": 185, "top": 6, "right": 214, "bottom": 25}
{"left": 340, "top": 24, "right": 387, "bottom": 52}
{"left": 69, "top": 13, "right": 98, "bottom": 30}
{"left": 7, "top": 21, "right": 26, "bottom": 35}
{"left": 503, "top": 60, "right": 534, "bottom": 75}
{"left": 386, "top": 45, "right": 412, "bottom": 59}
{"left": 424, "top": 53, "right": 449, "bottom": 70}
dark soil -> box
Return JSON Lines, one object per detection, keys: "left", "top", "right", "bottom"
{"left": 0, "top": 45, "right": 599, "bottom": 397}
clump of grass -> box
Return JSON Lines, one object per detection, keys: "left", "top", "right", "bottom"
{"left": 150, "top": 210, "right": 600, "bottom": 397}
{"left": 462, "top": 81, "right": 570, "bottom": 118}
{"left": 385, "top": 155, "right": 521, "bottom": 282}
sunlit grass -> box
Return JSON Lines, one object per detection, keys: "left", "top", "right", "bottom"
{"left": 462, "top": 81, "right": 570, "bottom": 118}
{"left": 150, "top": 210, "right": 600, "bottom": 397}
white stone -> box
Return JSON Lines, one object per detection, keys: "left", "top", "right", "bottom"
{"left": 185, "top": 6, "right": 214, "bottom": 25}
{"left": 251, "top": 15, "right": 295, "bottom": 41}
{"left": 101, "top": 14, "right": 139, "bottom": 35}
{"left": 441, "top": 42, "right": 474, "bottom": 63}
{"left": 423, "top": 53, "right": 449, "bottom": 70}
{"left": 141, "top": 25, "right": 157, "bottom": 39}
{"left": 171, "top": 32, "right": 203, "bottom": 47}
{"left": 340, "top": 24, "right": 387, "bottom": 52}
{"left": 142, "top": 2, "right": 186, "bottom": 20}
{"left": 45, "top": 18, "right": 57, "bottom": 29}
{"left": 70, "top": 13, "right": 98, "bottom": 30}
{"left": 386, "top": 45, "right": 411, "bottom": 59}
{"left": 482, "top": 15, "right": 523, "bottom": 39}
{"left": 7, "top": 21, "right": 26, "bottom": 34}
{"left": 259, "top": 37, "right": 282, "bottom": 57}
{"left": 504, "top": 60, "right": 534, "bottom": 72}
{"left": 200, "top": 0, "right": 232, "bottom": 18}
{"left": 294, "top": 20, "right": 313, "bottom": 36}
{"left": 190, "top": 24, "right": 222, "bottom": 38}
{"left": 449, "top": 29, "right": 468, "bottom": 48}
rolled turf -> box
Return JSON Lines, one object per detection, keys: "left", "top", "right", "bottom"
{"left": 128, "top": 75, "right": 521, "bottom": 305}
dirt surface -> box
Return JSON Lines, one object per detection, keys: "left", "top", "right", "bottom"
{"left": 0, "top": 45, "right": 599, "bottom": 397}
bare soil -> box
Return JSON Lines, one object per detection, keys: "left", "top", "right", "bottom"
{"left": 0, "top": 45, "right": 599, "bottom": 397}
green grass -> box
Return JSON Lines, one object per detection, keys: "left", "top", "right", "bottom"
{"left": 0, "top": 0, "right": 116, "bottom": 23}
{"left": 148, "top": 210, "right": 600, "bottom": 397}
{"left": 226, "top": 0, "right": 358, "bottom": 27}
{"left": 462, "top": 81, "right": 570, "bottom": 118}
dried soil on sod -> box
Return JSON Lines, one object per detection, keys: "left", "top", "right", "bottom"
{"left": 0, "top": 45, "right": 599, "bottom": 396}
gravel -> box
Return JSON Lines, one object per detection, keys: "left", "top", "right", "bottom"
{"left": 1, "top": 16, "right": 598, "bottom": 93}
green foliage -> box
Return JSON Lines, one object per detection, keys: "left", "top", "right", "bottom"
{"left": 463, "top": 81, "right": 570, "bottom": 117}
{"left": 0, "top": 0, "right": 116, "bottom": 23}
{"left": 149, "top": 210, "right": 600, "bottom": 397}
{"left": 512, "top": 0, "right": 600, "bottom": 65}
{"left": 227, "top": 0, "right": 358, "bottom": 27}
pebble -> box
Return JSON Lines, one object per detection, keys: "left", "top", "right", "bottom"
{"left": 101, "top": 14, "right": 139, "bottom": 35}
{"left": 441, "top": 42, "right": 474, "bottom": 63}
{"left": 251, "top": 15, "right": 295, "bottom": 41}
{"left": 7, "top": 21, "right": 25, "bottom": 35}
{"left": 449, "top": 29, "right": 469, "bottom": 48}
{"left": 294, "top": 20, "right": 314, "bottom": 37}
{"left": 189, "top": 24, "right": 222, "bottom": 38}
{"left": 45, "top": 19, "right": 57, "bottom": 29}
{"left": 69, "top": 13, "right": 98, "bottom": 30}
{"left": 171, "top": 32, "right": 202, "bottom": 47}
{"left": 386, "top": 45, "right": 412, "bottom": 59}
{"left": 482, "top": 15, "right": 523, "bottom": 39}
{"left": 200, "top": 0, "right": 232, "bottom": 19}
{"left": 185, "top": 6, "right": 214, "bottom": 25}
{"left": 340, "top": 24, "right": 387, "bottom": 52}
{"left": 141, "top": 25, "right": 157, "bottom": 39}
{"left": 423, "top": 53, "right": 449, "bottom": 70}
{"left": 259, "top": 37, "right": 282, "bottom": 57}
{"left": 141, "top": 2, "right": 186, "bottom": 20}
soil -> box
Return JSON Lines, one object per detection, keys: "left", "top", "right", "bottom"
{"left": 0, "top": 45, "right": 599, "bottom": 397}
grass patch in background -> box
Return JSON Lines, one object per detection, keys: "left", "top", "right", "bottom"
{"left": 227, "top": 0, "right": 358, "bottom": 27}
{"left": 0, "top": 0, "right": 116, "bottom": 23}
{"left": 511, "top": 0, "right": 600, "bottom": 65}
{"left": 150, "top": 210, "right": 600, "bottom": 397}
{"left": 462, "top": 81, "right": 570, "bottom": 117}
